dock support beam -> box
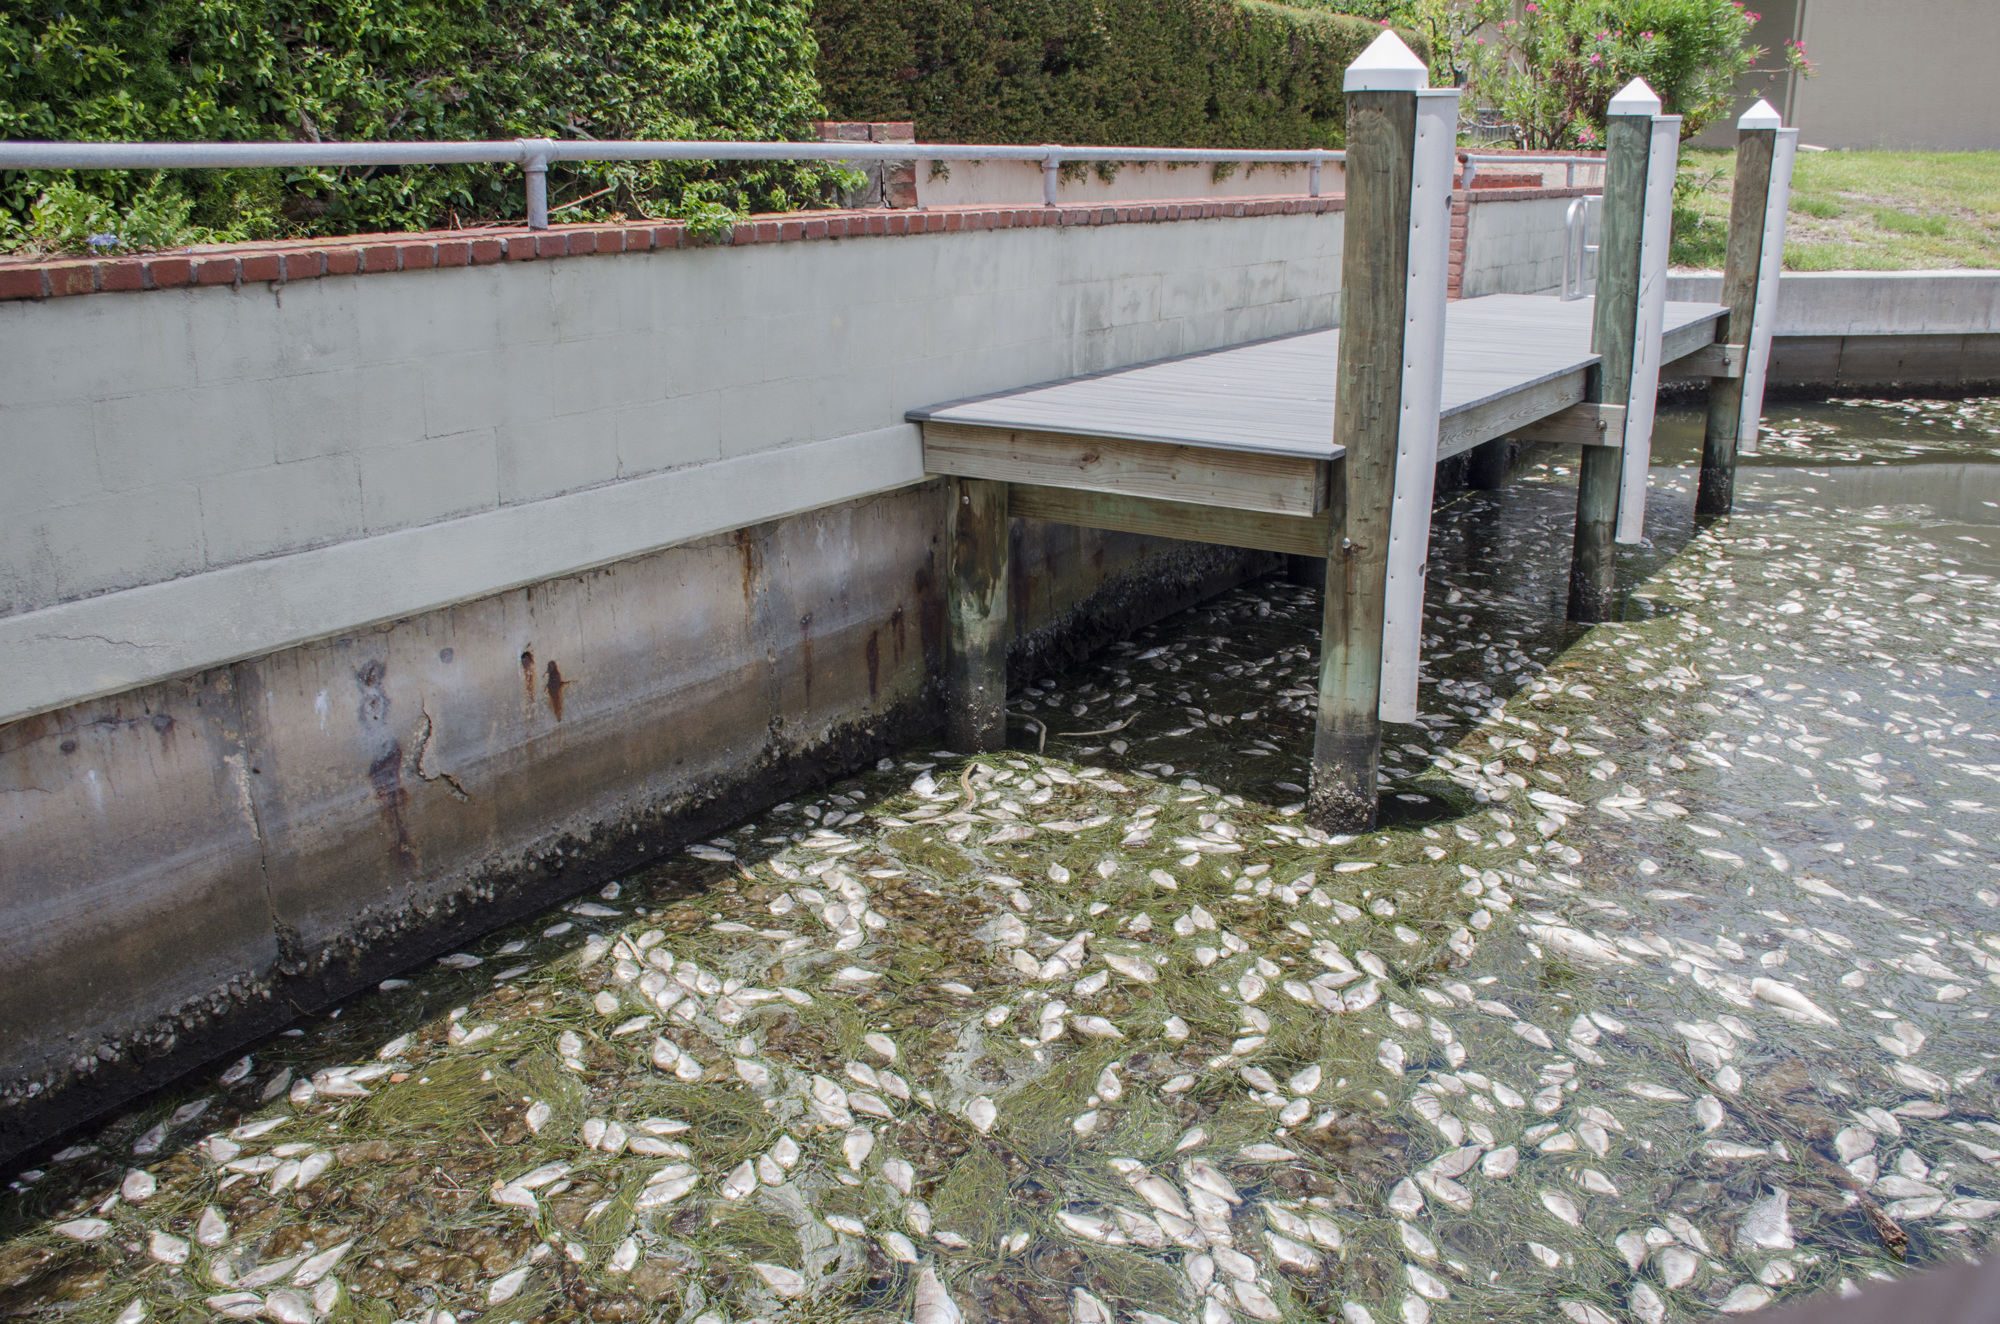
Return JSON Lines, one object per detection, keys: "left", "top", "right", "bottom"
{"left": 1309, "top": 33, "right": 1454, "bottom": 831}
{"left": 1568, "top": 79, "right": 1677, "bottom": 623}
{"left": 1698, "top": 101, "right": 1797, "bottom": 517}
{"left": 945, "top": 476, "right": 1009, "bottom": 752}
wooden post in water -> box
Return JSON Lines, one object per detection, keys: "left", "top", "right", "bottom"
{"left": 1309, "top": 32, "right": 1455, "bottom": 831}
{"left": 1467, "top": 438, "right": 1510, "bottom": 490}
{"left": 944, "top": 476, "right": 1009, "bottom": 752}
{"left": 1697, "top": 100, "right": 1797, "bottom": 517}
{"left": 1567, "top": 79, "right": 1676, "bottom": 622}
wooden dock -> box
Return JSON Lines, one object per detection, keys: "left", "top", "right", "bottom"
{"left": 912, "top": 35, "right": 1796, "bottom": 831}
{"left": 910, "top": 293, "right": 1727, "bottom": 560}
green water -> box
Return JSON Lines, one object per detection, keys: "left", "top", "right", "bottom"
{"left": 4, "top": 398, "right": 2000, "bottom": 1324}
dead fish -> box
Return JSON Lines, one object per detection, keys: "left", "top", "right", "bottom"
{"left": 844, "top": 1130, "right": 875, "bottom": 1171}
{"left": 721, "top": 1161, "right": 758, "bottom": 1200}
{"left": 754, "top": 1262, "right": 807, "bottom": 1297}
{"left": 915, "top": 1265, "right": 964, "bottom": 1324}
{"left": 1129, "top": 1173, "right": 1193, "bottom": 1221}
{"left": 966, "top": 1097, "right": 998, "bottom": 1134}
{"left": 1183, "top": 1158, "right": 1240, "bottom": 1204}
{"left": 1740, "top": 1189, "right": 1795, "bottom": 1250}
{"left": 1751, "top": 977, "right": 1838, "bottom": 1026}
{"left": 1718, "top": 1285, "right": 1773, "bottom": 1314}
{"left": 1523, "top": 924, "right": 1630, "bottom": 966}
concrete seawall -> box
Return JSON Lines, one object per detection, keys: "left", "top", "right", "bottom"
{"left": 0, "top": 480, "right": 1275, "bottom": 1160}
{"left": 1668, "top": 270, "right": 2000, "bottom": 390}
{"left": 0, "top": 201, "right": 1320, "bottom": 1161}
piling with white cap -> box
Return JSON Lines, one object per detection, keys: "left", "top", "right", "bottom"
{"left": 1308, "top": 30, "right": 1458, "bottom": 830}
{"left": 1698, "top": 99, "right": 1798, "bottom": 516}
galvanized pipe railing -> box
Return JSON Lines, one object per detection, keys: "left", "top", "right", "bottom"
{"left": 1561, "top": 193, "right": 1604, "bottom": 301}
{"left": 0, "top": 139, "right": 1347, "bottom": 229}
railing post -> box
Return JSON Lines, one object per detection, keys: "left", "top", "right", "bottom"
{"left": 1308, "top": 32, "right": 1455, "bottom": 832}
{"left": 1698, "top": 100, "right": 1797, "bottom": 517}
{"left": 519, "top": 138, "right": 555, "bottom": 230}
{"left": 1041, "top": 148, "right": 1062, "bottom": 207}
{"left": 1309, "top": 151, "right": 1323, "bottom": 198}
{"left": 1566, "top": 79, "right": 1678, "bottom": 622}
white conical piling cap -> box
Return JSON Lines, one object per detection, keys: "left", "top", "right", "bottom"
{"left": 1738, "top": 98, "right": 1783, "bottom": 129}
{"left": 1607, "top": 77, "right": 1663, "bottom": 116}
{"left": 1344, "top": 30, "right": 1429, "bottom": 92}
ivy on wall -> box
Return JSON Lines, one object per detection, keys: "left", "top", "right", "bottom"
{"left": 0, "top": 0, "right": 847, "bottom": 251}
{"left": 812, "top": 0, "right": 1406, "bottom": 150}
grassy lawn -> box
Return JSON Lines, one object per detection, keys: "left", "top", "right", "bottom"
{"left": 1669, "top": 148, "right": 2000, "bottom": 271}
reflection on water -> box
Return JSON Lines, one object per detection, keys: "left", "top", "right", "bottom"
{"left": 4, "top": 399, "right": 2000, "bottom": 1324}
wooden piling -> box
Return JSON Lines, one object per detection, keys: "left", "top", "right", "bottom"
{"left": 1567, "top": 93, "right": 1654, "bottom": 623}
{"left": 1467, "top": 437, "right": 1510, "bottom": 490}
{"left": 1698, "top": 101, "right": 1792, "bottom": 517}
{"left": 944, "top": 476, "right": 1009, "bottom": 752}
{"left": 1308, "top": 63, "right": 1418, "bottom": 832}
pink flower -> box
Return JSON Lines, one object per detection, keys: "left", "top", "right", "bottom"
{"left": 1524, "top": 3, "right": 1537, "bottom": 10}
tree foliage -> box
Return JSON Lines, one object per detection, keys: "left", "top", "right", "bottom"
{"left": 813, "top": 0, "right": 1407, "bottom": 149}
{"left": 0, "top": 0, "right": 846, "bottom": 251}
{"left": 1340, "top": 0, "right": 1761, "bottom": 148}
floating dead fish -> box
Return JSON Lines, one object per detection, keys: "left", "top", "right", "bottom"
{"left": 1750, "top": 977, "right": 1838, "bottom": 1026}
{"left": 1739, "top": 1189, "right": 1795, "bottom": 1250}
{"left": 1540, "top": 1190, "right": 1582, "bottom": 1227}
{"left": 915, "top": 1265, "right": 964, "bottom": 1324}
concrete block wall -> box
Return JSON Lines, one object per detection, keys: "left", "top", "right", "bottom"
{"left": 0, "top": 200, "right": 1344, "bottom": 729}
{"left": 1667, "top": 271, "right": 2000, "bottom": 389}
{"left": 1458, "top": 191, "right": 1591, "bottom": 299}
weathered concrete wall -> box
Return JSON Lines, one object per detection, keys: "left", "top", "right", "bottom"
{"left": 1459, "top": 193, "right": 1587, "bottom": 298}
{"left": 0, "top": 204, "right": 1344, "bottom": 728}
{"left": 914, "top": 158, "right": 1338, "bottom": 208}
{"left": 1668, "top": 271, "right": 2000, "bottom": 389}
{"left": 1668, "top": 270, "right": 2000, "bottom": 337}
{"left": 0, "top": 473, "right": 1273, "bottom": 1161}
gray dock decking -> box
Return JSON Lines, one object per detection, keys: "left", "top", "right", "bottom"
{"left": 909, "top": 293, "right": 1726, "bottom": 461}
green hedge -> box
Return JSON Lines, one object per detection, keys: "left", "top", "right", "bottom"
{"left": 813, "top": 0, "right": 1406, "bottom": 149}
{"left": 0, "top": 0, "right": 844, "bottom": 251}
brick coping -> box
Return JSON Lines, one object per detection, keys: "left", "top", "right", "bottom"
{"left": 0, "top": 194, "right": 1345, "bottom": 303}
{"left": 1463, "top": 184, "right": 1597, "bottom": 204}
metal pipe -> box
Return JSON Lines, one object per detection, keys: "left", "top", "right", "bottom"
{"left": 0, "top": 139, "right": 1347, "bottom": 171}
{"left": 520, "top": 138, "right": 553, "bottom": 230}
{"left": 0, "top": 137, "right": 1351, "bottom": 227}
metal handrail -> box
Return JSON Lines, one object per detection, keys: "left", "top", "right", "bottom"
{"left": 1460, "top": 151, "right": 1605, "bottom": 191}
{"left": 1561, "top": 194, "right": 1603, "bottom": 301}
{"left": 0, "top": 138, "right": 1347, "bottom": 228}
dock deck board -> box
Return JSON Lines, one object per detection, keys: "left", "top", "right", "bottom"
{"left": 909, "top": 293, "right": 1726, "bottom": 462}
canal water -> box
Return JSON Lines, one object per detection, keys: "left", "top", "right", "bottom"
{"left": 4, "top": 397, "right": 1999, "bottom": 1324}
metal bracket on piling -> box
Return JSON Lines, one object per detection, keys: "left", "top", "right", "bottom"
{"left": 519, "top": 138, "right": 556, "bottom": 230}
